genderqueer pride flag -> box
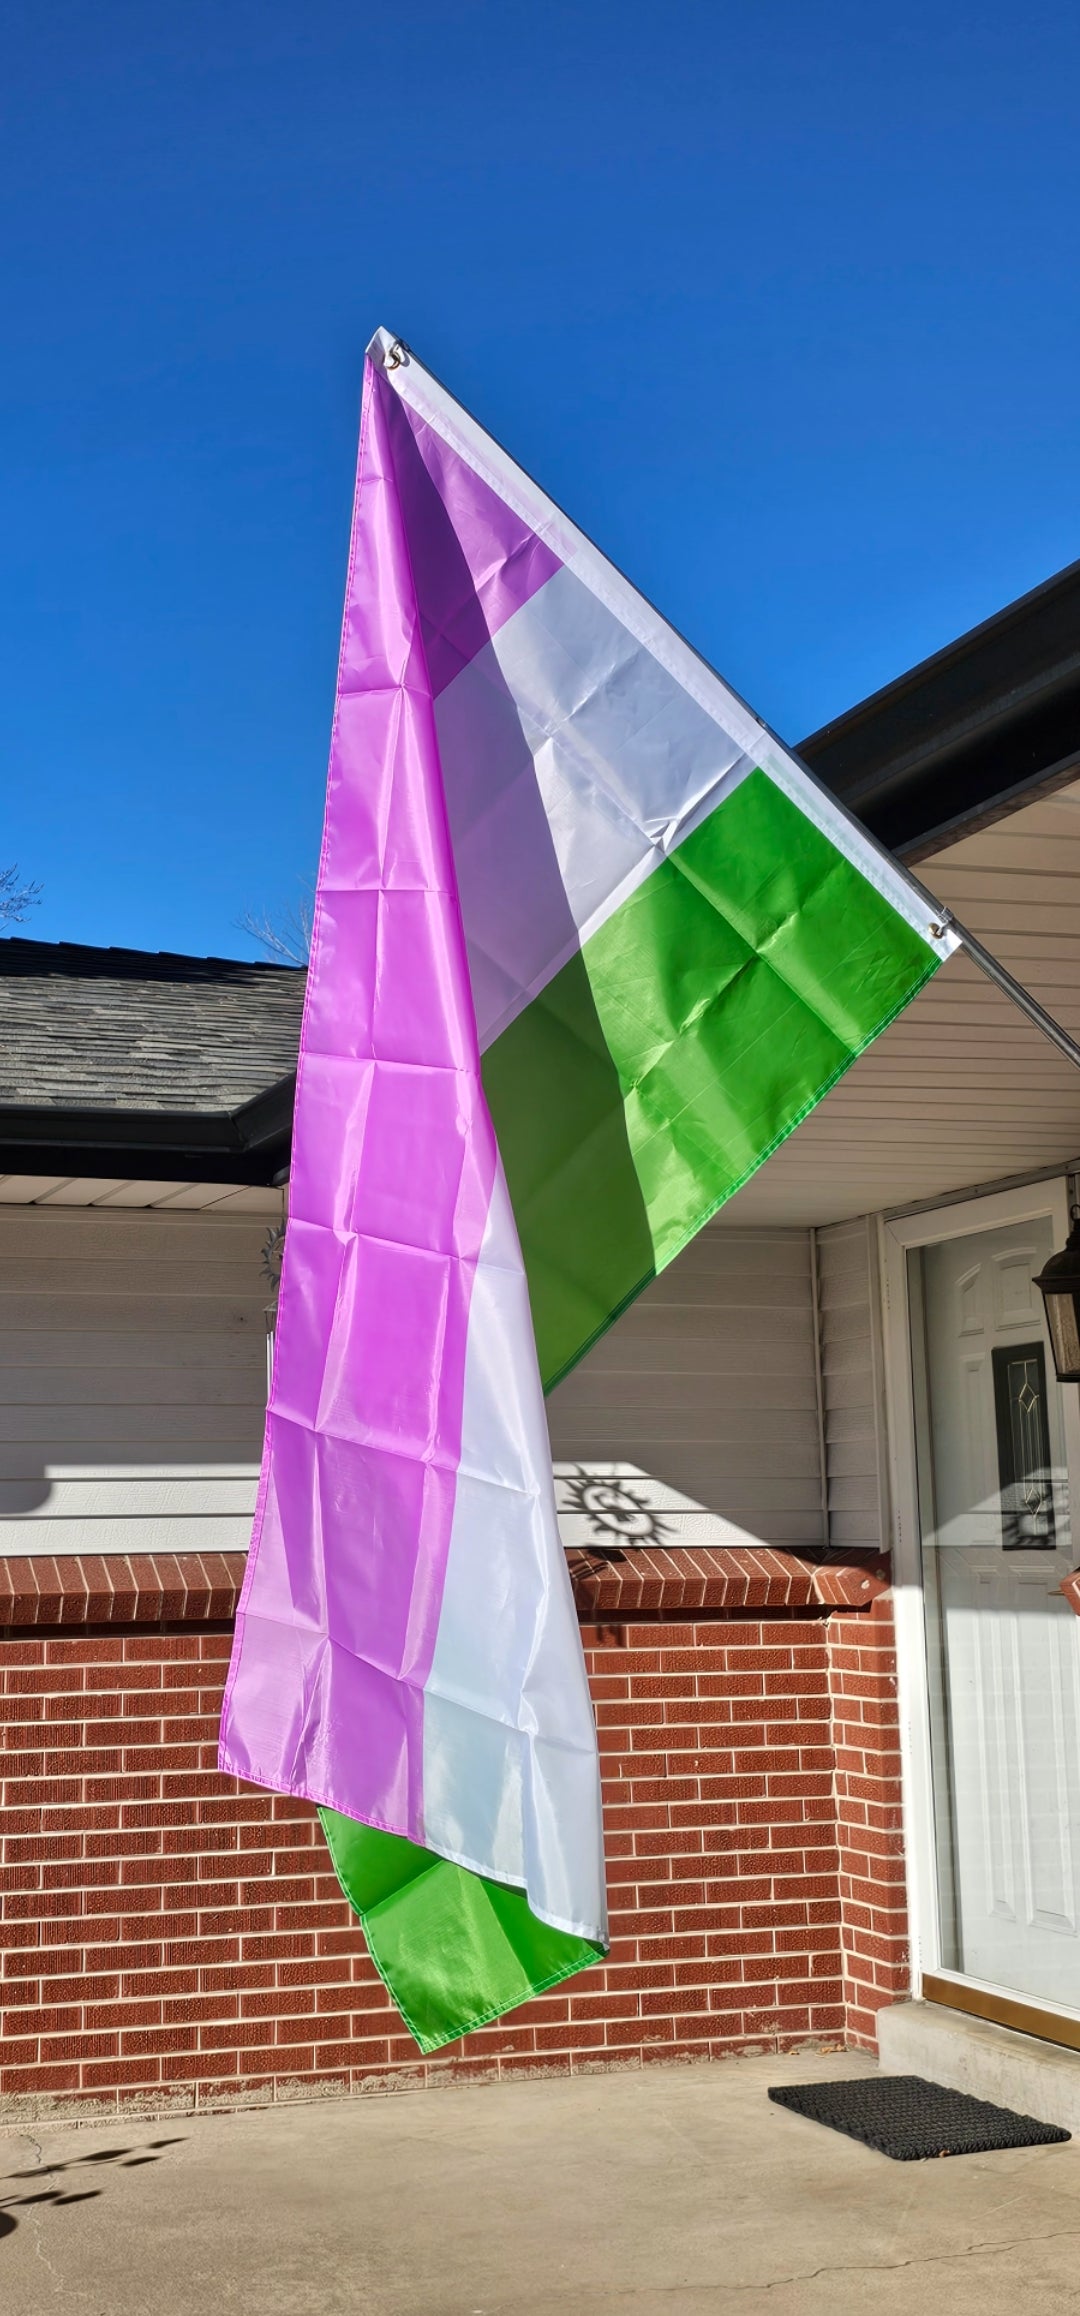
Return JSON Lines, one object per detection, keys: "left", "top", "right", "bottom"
{"left": 219, "top": 329, "right": 958, "bottom": 2054}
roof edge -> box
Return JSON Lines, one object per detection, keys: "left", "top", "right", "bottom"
{"left": 799, "top": 556, "right": 1080, "bottom": 853}
{"left": 0, "top": 1088, "right": 294, "bottom": 1186}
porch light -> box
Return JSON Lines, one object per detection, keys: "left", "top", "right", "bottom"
{"left": 1035, "top": 1216, "right": 1080, "bottom": 1382}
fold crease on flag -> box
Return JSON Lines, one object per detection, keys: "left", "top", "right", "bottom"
{"left": 219, "top": 328, "right": 959, "bottom": 2051}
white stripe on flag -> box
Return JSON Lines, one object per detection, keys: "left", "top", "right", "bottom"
{"left": 371, "top": 326, "right": 960, "bottom": 973}
{"left": 435, "top": 565, "right": 755, "bottom": 1049}
{"left": 421, "top": 1162, "right": 608, "bottom": 1944}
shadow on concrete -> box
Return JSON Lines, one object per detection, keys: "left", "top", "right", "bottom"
{"left": 0, "top": 2137, "right": 185, "bottom": 2244}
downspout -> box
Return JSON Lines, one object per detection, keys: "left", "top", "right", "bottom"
{"left": 809, "top": 1225, "right": 830, "bottom": 1553}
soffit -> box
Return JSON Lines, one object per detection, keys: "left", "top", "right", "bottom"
{"left": 0, "top": 1178, "right": 284, "bottom": 1213}
{"left": 720, "top": 777, "right": 1080, "bottom": 1228}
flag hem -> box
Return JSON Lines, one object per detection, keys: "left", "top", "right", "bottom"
{"left": 367, "top": 327, "right": 958, "bottom": 968}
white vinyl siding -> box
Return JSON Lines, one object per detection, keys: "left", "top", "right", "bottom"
{"left": 547, "top": 1225, "right": 825, "bottom": 1549}
{"left": 1, "top": 1207, "right": 833, "bottom": 1562}
{"left": 0, "top": 1207, "right": 273, "bottom": 1557}
{"left": 816, "top": 1215, "right": 890, "bottom": 1552}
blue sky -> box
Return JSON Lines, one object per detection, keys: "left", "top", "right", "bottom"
{"left": 3, "top": 0, "right": 1079, "bottom": 959}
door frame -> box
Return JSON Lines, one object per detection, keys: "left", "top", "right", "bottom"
{"left": 879, "top": 1175, "right": 1080, "bottom": 2026}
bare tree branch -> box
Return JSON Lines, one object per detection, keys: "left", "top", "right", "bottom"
{"left": 0, "top": 867, "right": 42, "bottom": 926}
{"left": 237, "top": 888, "right": 313, "bottom": 967}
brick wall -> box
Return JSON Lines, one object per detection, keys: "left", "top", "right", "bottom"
{"left": 0, "top": 1547, "right": 903, "bottom": 2118}
{"left": 590, "top": 1616, "right": 845, "bottom": 2059}
{"left": 827, "top": 1595, "right": 908, "bottom": 2046}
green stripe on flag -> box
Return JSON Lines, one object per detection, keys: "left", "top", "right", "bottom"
{"left": 484, "top": 768, "right": 938, "bottom": 1391}
{"left": 320, "top": 1810, "right": 604, "bottom": 2055}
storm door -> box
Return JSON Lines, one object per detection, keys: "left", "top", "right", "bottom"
{"left": 908, "top": 1214, "right": 1080, "bottom": 2008}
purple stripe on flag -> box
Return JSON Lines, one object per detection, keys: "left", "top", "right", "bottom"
{"left": 219, "top": 361, "right": 497, "bottom": 1844}
{"left": 385, "top": 389, "right": 561, "bottom": 697}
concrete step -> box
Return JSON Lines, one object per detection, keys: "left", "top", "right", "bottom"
{"left": 879, "top": 1999, "right": 1080, "bottom": 2133}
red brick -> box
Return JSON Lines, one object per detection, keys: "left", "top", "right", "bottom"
{"left": 1, "top": 2062, "right": 82, "bottom": 2095}
{"left": 0, "top": 1583, "right": 906, "bottom": 2096}
{"left": 0, "top": 2036, "right": 40, "bottom": 2067}
{"left": 533, "top": 2021, "right": 606, "bottom": 2053}
{"left": 41, "top": 2030, "right": 119, "bottom": 2063}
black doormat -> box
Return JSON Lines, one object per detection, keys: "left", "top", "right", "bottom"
{"left": 768, "top": 2074, "right": 1071, "bottom": 2161}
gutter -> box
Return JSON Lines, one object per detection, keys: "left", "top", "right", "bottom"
{"left": 799, "top": 556, "right": 1080, "bottom": 856}
{"left": 0, "top": 1070, "right": 297, "bottom": 1187}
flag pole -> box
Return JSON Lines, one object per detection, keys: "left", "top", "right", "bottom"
{"left": 929, "top": 908, "right": 1080, "bottom": 1074}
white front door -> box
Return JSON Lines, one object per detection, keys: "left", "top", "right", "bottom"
{"left": 911, "top": 1213, "right": 1080, "bottom": 2007}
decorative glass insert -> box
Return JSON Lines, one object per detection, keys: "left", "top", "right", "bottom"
{"left": 992, "top": 1341, "right": 1056, "bottom": 1551}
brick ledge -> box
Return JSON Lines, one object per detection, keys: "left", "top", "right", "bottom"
{"left": 1061, "top": 1568, "right": 1080, "bottom": 1617}
{"left": 0, "top": 1543, "right": 888, "bottom": 1629}
{"left": 0, "top": 1552, "right": 243, "bottom": 1627}
{"left": 567, "top": 1543, "right": 886, "bottom": 1614}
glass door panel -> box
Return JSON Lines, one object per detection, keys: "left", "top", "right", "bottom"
{"left": 909, "top": 1214, "right": 1080, "bottom": 2007}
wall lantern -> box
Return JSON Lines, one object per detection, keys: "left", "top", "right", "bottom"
{"left": 1035, "top": 1215, "right": 1080, "bottom": 1382}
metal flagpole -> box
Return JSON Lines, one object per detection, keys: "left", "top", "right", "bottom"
{"left": 927, "top": 907, "right": 1080, "bottom": 1076}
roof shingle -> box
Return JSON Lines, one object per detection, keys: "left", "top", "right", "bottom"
{"left": 0, "top": 939, "right": 305, "bottom": 1114}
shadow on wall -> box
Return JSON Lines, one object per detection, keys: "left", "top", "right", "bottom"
{"left": 0, "top": 1211, "right": 277, "bottom": 1531}
{"left": 552, "top": 1459, "right": 785, "bottom": 1556}
{"left": 0, "top": 1431, "right": 266, "bottom": 1523}
{"left": 0, "top": 1455, "right": 261, "bottom": 1518}
{"left": 557, "top": 1466, "right": 673, "bottom": 1551}
{"left": 0, "top": 1309, "right": 270, "bottom": 1524}
{"left": 0, "top": 2139, "right": 185, "bottom": 2245}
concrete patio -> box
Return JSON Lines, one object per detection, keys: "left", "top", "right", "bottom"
{"left": 3, "top": 2050, "right": 1080, "bottom": 2315}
